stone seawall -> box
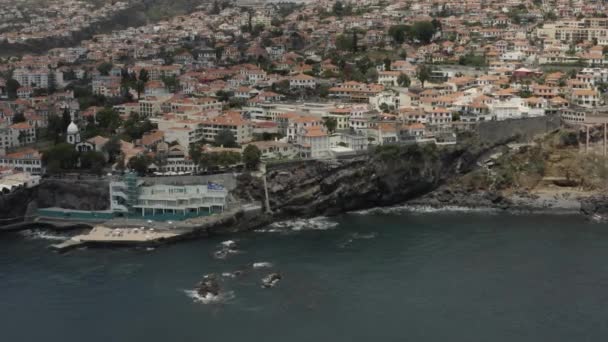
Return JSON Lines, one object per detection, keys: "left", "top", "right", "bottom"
{"left": 476, "top": 116, "right": 561, "bottom": 144}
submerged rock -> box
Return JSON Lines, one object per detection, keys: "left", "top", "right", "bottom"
{"left": 213, "top": 240, "right": 240, "bottom": 259}
{"left": 196, "top": 274, "right": 220, "bottom": 297}
{"left": 261, "top": 273, "right": 281, "bottom": 288}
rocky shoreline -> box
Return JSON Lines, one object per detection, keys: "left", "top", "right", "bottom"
{"left": 405, "top": 186, "right": 605, "bottom": 218}
{"left": 3, "top": 142, "right": 607, "bottom": 247}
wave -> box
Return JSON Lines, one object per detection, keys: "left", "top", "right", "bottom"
{"left": 18, "top": 229, "right": 71, "bottom": 241}
{"left": 257, "top": 216, "right": 339, "bottom": 233}
{"left": 339, "top": 232, "right": 378, "bottom": 248}
{"left": 183, "top": 289, "right": 235, "bottom": 304}
{"left": 220, "top": 240, "right": 237, "bottom": 248}
{"left": 350, "top": 205, "right": 498, "bottom": 215}
{"left": 253, "top": 262, "right": 273, "bottom": 269}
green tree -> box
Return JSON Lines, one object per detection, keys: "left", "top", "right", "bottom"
{"left": 43, "top": 143, "right": 79, "bottom": 173}
{"left": 12, "top": 112, "right": 26, "bottom": 123}
{"left": 323, "top": 117, "right": 338, "bottom": 133}
{"left": 518, "top": 87, "right": 533, "bottom": 98}
{"left": 97, "top": 108, "right": 121, "bottom": 133}
{"left": 138, "top": 69, "right": 150, "bottom": 83}
{"left": 161, "top": 75, "right": 180, "bottom": 92}
{"left": 115, "top": 153, "right": 126, "bottom": 172}
{"left": 242, "top": 144, "right": 262, "bottom": 170}
{"left": 215, "top": 90, "right": 233, "bottom": 102}
{"left": 384, "top": 58, "right": 392, "bottom": 71}
{"left": 388, "top": 25, "right": 409, "bottom": 44}
{"left": 97, "top": 62, "right": 113, "bottom": 76}
{"left": 17, "top": 130, "right": 27, "bottom": 145}
{"left": 332, "top": 1, "right": 344, "bottom": 16}
{"left": 80, "top": 151, "right": 106, "bottom": 174}
{"left": 62, "top": 108, "right": 71, "bottom": 131}
{"left": 210, "top": 0, "right": 220, "bottom": 14}
{"left": 416, "top": 65, "right": 431, "bottom": 87}
{"left": 127, "top": 154, "right": 152, "bottom": 175}
{"left": 365, "top": 67, "right": 378, "bottom": 82}
{"left": 6, "top": 79, "right": 20, "bottom": 100}
{"left": 214, "top": 129, "right": 237, "bottom": 147}
{"left": 47, "top": 114, "right": 65, "bottom": 143}
{"left": 335, "top": 34, "right": 354, "bottom": 51}
{"left": 134, "top": 69, "right": 150, "bottom": 99}
{"left": 397, "top": 73, "right": 411, "bottom": 87}
{"left": 123, "top": 113, "right": 156, "bottom": 140}
{"left": 189, "top": 142, "right": 203, "bottom": 165}
{"left": 103, "top": 136, "right": 122, "bottom": 163}
{"left": 411, "top": 21, "right": 436, "bottom": 43}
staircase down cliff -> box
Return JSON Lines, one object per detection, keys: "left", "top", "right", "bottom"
{"left": 237, "top": 143, "right": 494, "bottom": 217}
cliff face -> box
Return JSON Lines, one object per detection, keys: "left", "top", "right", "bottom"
{"left": 0, "top": 187, "right": 37, "bottom": 221}
{"left": 238, "top": 143, "right": 490, "bottom": 217}
{"left": 36, "top": 179, "right": 110, "bottom": 211}
{"left": 0, "top": 179, "right": 110, "bottom": 223}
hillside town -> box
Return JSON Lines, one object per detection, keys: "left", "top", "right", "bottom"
{"left": 0, "top": 0, "right": 133, "bottom": 44}
{"left": 1, "top": 0, "right": 608, "bottom": 194}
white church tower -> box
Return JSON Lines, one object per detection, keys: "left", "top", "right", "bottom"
{"left": 66, "top": 121, "right": 80, "bottom": 145}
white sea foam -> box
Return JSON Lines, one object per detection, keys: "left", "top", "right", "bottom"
{"left": 253, "top": 262, "right": 273, "bottom": 269}
{"left": 351, "top": 205, "right": 497, "bottom": 215}
{"left": 213, "top": 249, "right": 239, "bottom": 259}
{"left": 184, "top": 289, "right": 235, "bottom": 304}
{"left": 19, "top": 229, "right": 70, "bottom": 241}
{"left": 259, "top": 216, "right": 338, "bottom": 233}
{"left": 352, "top": 232, "right": 377, "bottom": 240}
{"left": 339, "top": 232, "right": 378, "bottom": 248}
{"left": 220, "top": 240, "right": 236, "bottom": 248}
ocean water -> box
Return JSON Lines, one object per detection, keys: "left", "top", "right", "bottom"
{"left": 2, "top": 211, "right": 608, "bottom": 341}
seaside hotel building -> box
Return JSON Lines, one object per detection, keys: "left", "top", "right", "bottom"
{"left": 110, "top": 174, "right": 228, "bottom": 218}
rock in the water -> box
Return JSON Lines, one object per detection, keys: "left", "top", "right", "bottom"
{"left": 213, "top": 249, "right": 229, "bottom": 259}
{"left": 196, "top": 274, "right": 220, "bottom": 297}
{"left": 261, "top": 273, "right": 281, "bottom": 288}
{"left": 213, "top": 240, "right": 239, "bottom": 259}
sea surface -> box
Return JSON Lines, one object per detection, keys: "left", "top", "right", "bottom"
{"left": 2, "top": 209, "right": 608, "bottom": 342}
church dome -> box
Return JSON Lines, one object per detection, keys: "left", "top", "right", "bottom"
{"left": 67, "top": 121, "right": 79, "bottom": 134}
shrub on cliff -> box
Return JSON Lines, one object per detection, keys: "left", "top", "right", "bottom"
{"left": 43, "top": 143, "right": 79, "bottom": 174}
{"left": 243, "top": 145, "right": 262, "bottom": 170}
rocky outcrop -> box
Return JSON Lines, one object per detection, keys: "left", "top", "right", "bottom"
{"left": 261, "top": 273, "right": 281, "bottom": 288}
{"left": 36, "top": 179, "right": 109, "bottom": 210}
{"left": 580, "top": 196, "right": 608, "bottom": 220}
{"left": 409, "top": 187, "right": 513, "bottom": 209}
{"left": 196, "top": 274, "right": 221, "bottom": 297}
{"left": 237, "top": 143, "right": 493, "bottom": 217}
{"left": 0, "top": 179, "right": 110, "bottom": 224}
{"left": 0, "top": 187, "right": 37, "bottom": 221}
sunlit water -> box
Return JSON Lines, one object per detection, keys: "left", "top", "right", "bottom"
{"left": 2, "top": 211, "right": 608, "bottom": 341}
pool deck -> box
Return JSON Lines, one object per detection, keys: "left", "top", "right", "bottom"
{"left": 51, "top": 226, "right": 181, "bottom": 251}
{"left": 76, "top": 226, "right": 180, "bottom": 243}
{"left": 49, "top": 203, "right": 265, "bottom": 251}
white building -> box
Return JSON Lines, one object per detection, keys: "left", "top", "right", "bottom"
{"left": 0, "top": 148, "right": 44, "bottom": 175}
{"left": 0, "top": 169, "right": 40, "bottom": 193}
{"left": 12, "top": 68, "right": 50, "bottom": 88}
{"left": 110, "top": 176, "right": 228, "bottom": 218}
{"left": 289, "top": 74, "right": 316, "bottom": 89}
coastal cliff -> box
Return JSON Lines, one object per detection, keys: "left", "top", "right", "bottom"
{"left": 0, "top": 179, "right": 109, "bottom": 222}
{"left": 238, "top": 142, "right": 494, "bottom": 217}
